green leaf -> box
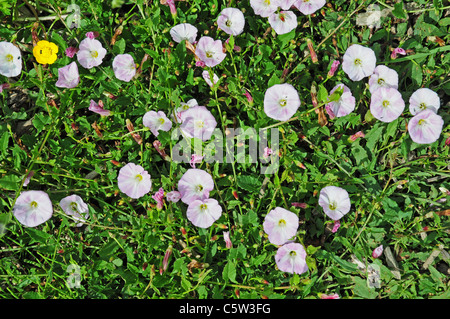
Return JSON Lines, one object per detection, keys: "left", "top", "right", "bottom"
{"left": 237, "top": 175, "right": 262, "bottom": 193}
{"left": 25, "top": 228, "right": 51, "bottom": 244}
{"left": 353, "top": 276, "right": 378, "bottom": 299}
{"left": 222, "top": 261, "right": 237, "bottom": 283}
{"left": 411, "top": 62, "right": 423, "bottom": 86}
{"left": 392, "top": 2, "right": 407, "bottom": 19}
{"left": 0, "top": 174, "right": 21, "bottom": 191}
{"left": 32, "top": 113, "right": 51, "bottom": 134}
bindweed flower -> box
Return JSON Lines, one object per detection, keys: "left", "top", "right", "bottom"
{"left": 0, "top": 41, "right": 22, "bottom": 77}
{"left": 77, "top": 37, "right": 107, "bottom": 69}
{"left": 117, "top": 163, "right": 152, "bottom": 199}
{"left": 331, "top": 220, "right": 341, "bottom": 233}
{"left": 408, "top": 88, "right": 440, "bottom": 115}
{"left": 33, "top": 40, "right": 58, "bottom": 65}
{"left": 55, "top": 61, "right": 80, "bottom": 89}
{"left": 195, "top": 36, "right": 226, "bottom": 67}
{"left": 294, "top": 0, "right": 326, "bottom": 15}
{"left": 59, "top": 194, "right": 89, "bottom": 227}
{"left": 112, "top": 54, "right": 136, "bottom": 82}
{"left": 264, "top": 83, "right": 301, "bottom": 121}
{"left": 391, "top": 47, "right": 406, "bottom": 59}
{"left": 250, "top": 0, "right": 278, "bottom": 17}
{"left": 223, "top": 231, "right": 232, "bottom": 248}
{"left": 65, "top": 46, "right": 78, "bottom": 58}
{"left": 275, "top": 0, "right": 297, "bottom": 10}
{"left": 318, "top": 186, "right": 351, "bottom": 221}
{"left": 263, "top": 147, "right": 273, "bottom": 159}
{"left": 217, "top": 8, "right": 246, "bottom": 36}
{"left": 174, "top": 98, "right": 198, "bottom": 123}
{"left": 89, "top": 99, "right": 110, "bottom": 116}
{"left": 13, "top": 190, "right": 53, "bottom": 227}
{"left": 152, "top": 187, "right": 165, "bottom": 210}
{"left": 186, "top": 198, "right": 223, "bottom": 228}
{"left": 170, "top": 23, "right": 198, "bottom": 44}
{"left": 275, "top": 242, "right": 308, "bottom": 275}
{"left": 342, "top": 44, "right": 376, "bottom": 81}
{"left": 372, "top": 244, "right": 384, "bottom": 258}
{"left": 202, "top": 70, "right": 220, "bottom": 87}
{"left": 178, "top": 168, "right": 214, "bottom": 205}
{"left": 408, "top": 109, "right": 444, "bottom": 144}
{"left": 263, "top": 207, "right": 299, "bottom": 245}
{"left": 269, "top": 11, "right": 298, "bottom": 35}
{"left": 166, "top": 191, "right": 181, "bottom": 203}
{"left": 180, "top": 105, "right": 217, "bottom": 141}
{"left": 160, "top": 245, "right": 173, "bottom": 274}
{"left": 190, "top": 154, "right": 204, "bottom": 168}
{"left": 368, "top": 65, "right": 399, "bottom": 94}
{"left": 195, "top": 60, "right": 206, "bottom": 67}
{"left": 325, "top": 83, "right": 356, "bottom": 118}
{"left": 370, "top": 87, "right": 405, "bottom": 123}
{"left": 327, "top": 60, "right": 340, "bottom": 78}
{"left": 85, "top": 31, "right": 99, "bottom": 39}
{"left": 163, "top": 0, "right": 177, "bottom": 16}
{"left": 143, "top": 110, "right": 172, "bottom": 137}
{"left": 320, "top": 293, "right": 340, "bottom": 299}
{"left": 0, "top": 83, "right": 10, "bottom": 93}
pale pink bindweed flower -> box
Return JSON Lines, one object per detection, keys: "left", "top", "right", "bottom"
{"left": 217, "top": 8, "right": 246, "bottom": 36}
{"left": 275, "top": 242, "right": 308, "bottom": 275}
{"left": 180, "top": 105, "right": 217, "bottom": 141}
{"left": 174, "top": 98, "right": 198, "bottom": 123}
{"left": 85, "top": 31, "right": 99, "bottom": 39}
{"left": 320, "top": 293, "right": 340, "bottom": 299}
{"left": 186, "top": 198, "right": 223, "bottom": 228}
{"left": 331, "top": 219, "right": 341, "bottom": 233}
{"left": 342, "top": 44, "right": 377, "bottom": 81}
{"left": 408, "top": 88, "right": 440, "bottom": 115}
{"left": 263, "top": 207, "right": 299, "bottom": 245}
{"left": 55, "top": 61, "right": 80, "bottom": 89}
{"left": 263, "top": 147, "right": 273, "bottom": 158}
{"left": 0, "top": 41, "right": 22, "bottom": 77}
{"left": 170, "top": 23, "right": 198, "bottom": 44}
{"left": 202, "top": 70, "right": 220, "bottom": 87}
{"left": 59, "top": 194, "right": 89, "bottom": 227}
{"left": 195, "top": 36, "right": 226, "bottom": 67}
{"left": 391, "top": 47, "right": 406, "bottom": 59}
{"left": 368, "top": 65, "right": 399, "bottom": 94}
{"left": 13, "top": 190, "right": 53, "bottom": 227}
{"left": 372, "top": 244, "right": 384, "bottom": 258}
{"left": 166, "top": 190, "right": 181, "bottom": 203}
{"left": 250, "top": 0, "right": 278, "bottom": 17}
{"left": 223, "top": 231, "right": 232, "bottom": 249}
{"left": 77, "top": 37, "right": 107, "bottom": 69}
{"left": 268, "top": 11, "right": 298, "bottom": 35}
{"left": 117, "top": 163, "right": 152, "bottom": 199}
{"left": 112, "top": 54, "right": 136, "bottom": 82}
{"left": 143, "top": 110, "right": 173, "bottom": 137}
{"left": 318, "top": 186, "right": 351, "bottom": 221}
{"left": 408, "top": 109, "right": 444, "bottom": 144}
{"left": 152, "top": 187, "right": 165, "bottom": 210}
{"left": 264, "top": 83, "right": 301, "bottom": 121}
{"left": 325, "top": 83, "right": 356, "bottom": 118}
{"left": 370, "top": 87, "right": 405, "bottom": 123}
{"left": 89, "top": 99, "right": 111, "bottom": 116}
{"left": 177, "top": 168, "right": 214, "bottom": 205}
{"left": 294, "top": 0, "right": 326, "bottom": 15}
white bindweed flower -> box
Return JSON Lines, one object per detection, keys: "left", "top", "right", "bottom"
{"left": 294, "top": 0, "right": 326, "bottom": 15}
{"left": 342, "top": 44, "right": 377, "bottom": 81}
{"left": 264, "top": 83, "right": 301, "bottom": 121}
{"left": 217, "top": 8, "right": 246, "bottom": 36}
{"left": 275, "top": 242, "right": 308, "bottom": 275}
{"left": 59, "top": 195, "right": 89, "bottom": 227}
{"left": 268, "top": 11, "right": 298, "bottom": 35}
{"left": 143, "top": 110, "right": 173, "bottom": 137}
{"left": 13, "top": 191, "right": 53, "bottom": 227}
{"left": 263, "top": 207, "right": 299, "bottom": 245}
{"left": 170, "top": 23, "right": 198, "bottom": 43}
{"left": 195, "top": 36, "right": 226, "bottom": 67}
{"left": 274, "top": 0, "right": 297, "bottom": 10}
{"left": 370, "top": 87, "right": 405, "bottom": 123}
{"left": 117, "top": 163, "right": 152, "bottom": 199}
{"left": 318, "top": 186, "right": 351, "bottom": 221}
{"left": 368, "top": 65, "right": 399, "bottom": 94}
{"left": 408, "top": 88, "right": 440, "bottom": 115}
{"left": 77, "top": 37, "right": 107, "bottom": 69}
{"left": 408, "top": 109, "right": 444, "bottom": 144}
{"left": 250, "top": 0, "right": 278, "bottom": 17}
{"left": 325, "top": 83, "right": 356, "bottom": 118}
{"left": 186, "top": 198, "right": 223, "bottom": 228}
{"left": 0, "top": 41, "right": 22, "bottom": 77}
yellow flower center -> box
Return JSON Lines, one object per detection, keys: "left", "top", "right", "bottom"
{"left": 196, "top": 184, "right": 204, "bottom": 192}
{"left": 91, "top": 51, "right": 99, "bottom": 58}
{"left": 377, "top": 78, "right": 385, "bottom": 85}
{"left": 382, "top": 100, "right": 390, "bottom": 108}
{"left": 279, "top": 99, "right": 287, "bottom": 107}
{"left": 289, "top": 250, "right": 297, "bottom": 257}
{"left": 418, "top": 119, "right": 426, "bottom": 125}
{"left": 30, "top": 201, "right": 38, "bottom": 208}
{"left": 199, "top": 204, "right": 208, "bottom": 210}
{"left": 159, "top": 118, "right": 165, "bottom": 124}
{"left": 354, "top": 58, "right": 362, "bottom": 66}
{"left": 206, "top": 51, "right": 213, "bottom": 58}
{"left": 70, "top": 202, "right": 78, "bottom": 212}
{"left": 225, "top": 19, "right": 232, "bottom": 27}
{"left": 6, "top": 54, "right": 13, "bottom": 62}
{"left": 419, "top": 102, "right": 427, "bottom": 110}
{"left": 278, "top": 219, "right": 286, "bottom": 226}
{"left": 135, "top": 174, "right": 143, "bottom": 181}
{"left": 329, "top": 202, "right": 337, "bottom": 210}
{"left": 196, "top": 120, "right": 205, "bottom": 128}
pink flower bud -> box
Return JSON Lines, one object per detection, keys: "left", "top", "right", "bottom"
{"left": 307, "top": 39, "right": 318, "bottom": 64}
{"left": 263, "top": 147, "right": 273, "bottom": 159}
{"left": 327, "top": 60, "right": 340, "bottom": 78}
{"left": 320, "top": 293, "right": 340, "bottom": 299}
{"left": 65, "top": 46, "right": 79, "bottom": 58}
{"left": 445, "top": 136, "right": 450, "bottom": 146}
{"left": 152, "top": 187, "right": 165, "bottom": 210}
{"left": 223, "top": 231, "right": 232, "bottom": 249}
{"left": 291, "top": 202, "right": 307, "bottom": 209}
{"left": 372, "top": 244, "right": 383, "bottom": 258}
{"left": 349, "top": 131, "right": 365, "bottom": 142}
{"left": 190, "top": 154, "right": 204, "bottom": 168}
{"left": 331, "top": 219, "right": 341, "bottom": 233}
{"left": 161, "top": 245, "right": 173, "bottom": 274}
{"left": 243, "top": 90, "right": 253, "bottom": 104}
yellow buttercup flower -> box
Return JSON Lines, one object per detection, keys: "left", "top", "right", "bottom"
{"left": 33, "top": 40, "right": 58, "bottom": 64}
